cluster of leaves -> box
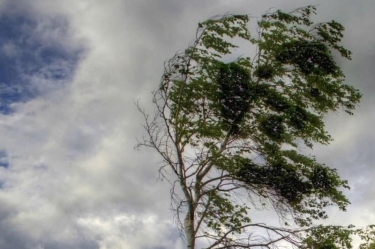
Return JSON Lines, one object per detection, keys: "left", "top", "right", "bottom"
{"left": 205, "top": 190, "right": 251, "bottom": 234}
{"left": 236, "top": 151, "right": 348, "bottom": 215}
{"left": 357, "top": 225, "right": 375, "bottom": 249}
{"left": 275, "top": 40, "right": 337, "bottom": 75}
{"left": 217, "top": 62, "right": 252, "bottom": 134}
{"left": 303, "top": 225, "right": 355, "bottom": 249}
{"left": 302, "top": 225, "right": 375, "bottom": 249}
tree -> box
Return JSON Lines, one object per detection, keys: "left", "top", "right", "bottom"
{"left": 137, "top": 5, "right": 365, "bottom": 249}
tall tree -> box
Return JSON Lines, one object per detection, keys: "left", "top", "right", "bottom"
{"left": 138, "top": 5, "right": 364, "bottom": 249}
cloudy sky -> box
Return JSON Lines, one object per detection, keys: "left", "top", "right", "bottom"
{"left": 0, "top": 0, "right": 374, "bottom": 248}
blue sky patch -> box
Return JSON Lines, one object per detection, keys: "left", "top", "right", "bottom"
{"left": 0, "top": 13, "right": 83, "bottom": 114}
{"left": 0, "top": 151, "right": 8, "bottom": 168}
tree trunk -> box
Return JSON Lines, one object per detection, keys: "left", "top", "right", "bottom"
{"left": 184, "top": 210, "right": 195, "bottom": 249}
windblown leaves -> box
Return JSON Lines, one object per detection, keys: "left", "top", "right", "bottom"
{"left": 276, "top": 40, "right": 338, "bottom": 76}
{"left": 217, "top": 62, "right": 252, "bottom": 134}
{"left": 161, "top": 6, "right": 360, "bottom": 226}
{"left": 152, "top": 5, "right": 363, "bottom": 248}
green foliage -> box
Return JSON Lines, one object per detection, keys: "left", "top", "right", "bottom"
{"left": 276, "top": 40, "right": 337, "bottom": 75}
{"left": 204, "top": 190, "right": 251, "bottom": 234}
{"left": 217, "top": 62, "right": 252, "bottom": 134}
{"left": 146, "top": 5, "right": 366, "bottom": 248}
{"left": 303, "top": 225, "right": 354, "bottom": 249}
{"left": 357, "top": 225, "right": 375, "bottom": 249}
{"left": 254, "top": 64, "right": 275, "bottom": 79}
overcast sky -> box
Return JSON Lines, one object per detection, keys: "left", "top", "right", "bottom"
{"left": 0, "top": 0, "right": 374, "bottom": 248}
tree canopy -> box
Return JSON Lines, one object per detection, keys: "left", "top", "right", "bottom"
{"left": 138, "top": 5, "right": 369, "bottom": 249}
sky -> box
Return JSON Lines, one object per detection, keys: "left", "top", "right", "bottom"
{"left": 0, "top": 0, "right": 374, "bottom": 248}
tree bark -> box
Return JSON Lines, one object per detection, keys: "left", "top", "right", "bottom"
{"left": 184, "top": 210, "right": 195, "bottom": 249}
